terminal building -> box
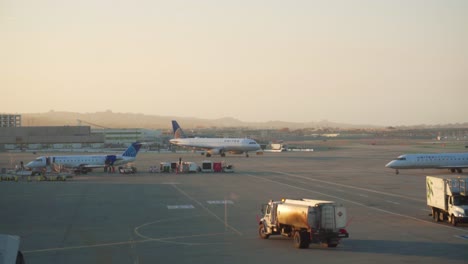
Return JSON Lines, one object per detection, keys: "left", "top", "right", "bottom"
{"left": 0, "top": 114, "right": 164, "bottom": 151}
{"left": 90, "top": 128, "right": 163, "bottom": 146}
{"left": 0, "top": 114, "right": 21, "bottom": 128}
{"left": 0, "top": 126, "right": 105, "bottom": 151}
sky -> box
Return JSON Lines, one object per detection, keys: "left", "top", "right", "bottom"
{"left": 1, "top": 0, "right": 467, "bottom": 126}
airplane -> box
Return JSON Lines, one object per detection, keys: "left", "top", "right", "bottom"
{"left": 25, "top": 142, "right": 142, "bottom": 174}
{"left": 169, "top": 120, "right": 261, "bottom": 157}
{"left": 385, "top": 152, "right": 468, "bottom": 174}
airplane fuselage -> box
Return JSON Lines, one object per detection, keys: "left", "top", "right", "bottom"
{"left": 169, "top": 138, "right": 260, "bottom": 155}
{"left": 385, "top": 153, "right": 468, "bottom": 173}
{"left": 26, "top": 155, "right": 135, "bottom": 169}
{"left": 25, "top": 142, "right": 142, "bottom": 172}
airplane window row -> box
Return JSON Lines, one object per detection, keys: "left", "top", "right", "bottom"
{"left": 416, "top": 158, "right": 468, "bottom": 160}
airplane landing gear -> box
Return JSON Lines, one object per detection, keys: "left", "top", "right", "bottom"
{"left": 395, "top": 169, "right": 399, "bottom": 175}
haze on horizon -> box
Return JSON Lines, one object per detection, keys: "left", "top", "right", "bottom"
{"left": 1, "top": 0, "right": 467, "bottom": 127}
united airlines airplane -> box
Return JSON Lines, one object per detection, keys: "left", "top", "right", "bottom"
{"left": 25, "top": 142, "right": 142, "bottom": 174}
{"left": 169, "top": 120, "right": 261, "bottom": 157}
{"left": 385, "top": 152, "right": 468, "bottom": 174}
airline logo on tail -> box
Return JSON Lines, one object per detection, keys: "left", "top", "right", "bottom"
{"left": 122, "top": 143, "right": 142, "bottom": 157}
{"left": 172, "top": 120, "right": 186, "bottom": 139}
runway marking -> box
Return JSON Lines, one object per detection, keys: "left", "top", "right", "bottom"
{"left": 167, "top": 205, "right": 195, "bottom": 209}
{"left": 266, "top": 170, "right": 424, "bottom": 203}
{"left": 134, "top": 215, "right": 236, "bottom": 246}
{"left": 359, "top": 194, "right": 368, "bottom": 197}
{"left": 207, "top": 200, "right": 234, "bottom": 205}
{"left": 24, "top": 216, "right": 234, "bottom": 254}
{"left": 455, "top": 235, "right": 468, "bottom": 240}
{"left": 171, "top": 184, "right": 243, "bottom": 236}
{"left": 245, "top": 173, "right": 468, "bottom": 234}
{"left": 385, "top": 200, "right": 400, "bottom": 205}
{"left": 23, "top": 233, "right": 230, "bottom": 254}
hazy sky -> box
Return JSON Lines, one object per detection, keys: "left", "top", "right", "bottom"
{"left": 1, "top": 0, "right": 467, "bottom": 126}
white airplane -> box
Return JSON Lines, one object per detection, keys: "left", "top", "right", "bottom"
{"left": 169, "top": 120, "right": 261, "bottom": 157}
{"left": 25, "top": 142, "right": 142, "bottom": 174}
{"left": 385, "top": 152, "right": 468, "bottom": 174}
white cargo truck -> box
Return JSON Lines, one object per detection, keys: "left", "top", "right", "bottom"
{"left": 258, "top": 198, "right": 349, "bottom": 249}
{"left": 426, "top": 176, "right": 468, "bottom": 226}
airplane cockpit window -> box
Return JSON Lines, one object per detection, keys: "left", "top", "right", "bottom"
{"left": 396, "top": 157, "right": 406, "bottom": 161}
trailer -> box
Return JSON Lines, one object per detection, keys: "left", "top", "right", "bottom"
{"left": 427, "top": 175, "right": 468, "bottom": 226}
{"left": 179, "top": 162, "right": 199, "bottom": 173}
{"left": 259, "top": 198, "right": 349, "bottom": 249}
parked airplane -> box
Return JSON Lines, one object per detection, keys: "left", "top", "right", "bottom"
{"left": 25, "top": 142, "right": 142, "bottom": 174}
{"left": 169, "top": 120, "right": 261, "bottom": 157}
{"left": 385, "top": 152, "right": 468, "bottom": 174}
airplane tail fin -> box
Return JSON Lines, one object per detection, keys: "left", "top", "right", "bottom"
{"left": 122, "top": 142, "right": 142, "bottom": 157}
{"left": 172, "top": 120, "right": 186, "bottom": 139}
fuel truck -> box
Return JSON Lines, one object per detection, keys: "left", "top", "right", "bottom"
{"left": 258, "top": 198, "right": 349, "bottom": 249}
{"left": 427, "top": 175, "right": 468, "bottom": 226}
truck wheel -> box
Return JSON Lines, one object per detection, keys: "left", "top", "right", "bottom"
{"left": 259, "top": 223, "right": 270, "bottom": 239}
{"left": 293, "top": 231, "right": 309, "bottom": 249}
{"left": 327, "top": 239, "right": 339, "bottom": 248}
{"left": 434, "top": 210, "right": 440, "bottom": 222}
{"left": 450, "top": 215, "right": 457, "bottom": 226}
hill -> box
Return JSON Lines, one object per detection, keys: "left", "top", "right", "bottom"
{"left": 19, "top": 111, "right": 378, "bottom": 130}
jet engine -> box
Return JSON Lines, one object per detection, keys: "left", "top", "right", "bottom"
{"left": 207, "top": 148, "right": 226, "bottom": 157}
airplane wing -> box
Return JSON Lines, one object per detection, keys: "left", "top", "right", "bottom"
{"left": 79, "top": 164, "right": 106, "bottom": 169}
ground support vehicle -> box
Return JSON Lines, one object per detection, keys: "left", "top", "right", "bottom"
{"left": 259, "top": 198, "right": 349, "bottom": 249}
{"left": 427, "top": 175, "right": 468, "bottom": 226}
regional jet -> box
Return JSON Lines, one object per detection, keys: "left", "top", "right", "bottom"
{"left": 385, "top": 152, "right": 468, "bottom": 174}
{"left": 25, "top": 142, "right": 142, "bottom": 174}
{"left": 169, "top": 120, "right": 261, "bottom": 157}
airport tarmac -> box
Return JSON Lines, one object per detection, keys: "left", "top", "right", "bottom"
{"left": 1, "top": 140, "right": 467, "bottom": 264}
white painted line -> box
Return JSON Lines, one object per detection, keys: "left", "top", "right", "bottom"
{"left": 385, "top": 200, "right": 400, "bottom": 205}
{"left": 207, "top": 200, "right": 234, "bottom": 205}
{"left": 268, "top": 170, "right": 424, "bottom": 203}
{"left": 171, "top": 184, "right": 243, "bottom": 236}
{"left": 167, "top": 205, "right": 194, "bottom": 209}
{"left": 455, "top": 235, "right": 468, "bottom": 240}
{"left": 359, "top": 194, "right": 368, "bottom": 197}
{"left": 244, "top": 173, "right": 468, "bottom": 233}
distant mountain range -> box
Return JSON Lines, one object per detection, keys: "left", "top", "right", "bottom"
{"left": 17, "top": 111, "right": 468, "bottom": 130}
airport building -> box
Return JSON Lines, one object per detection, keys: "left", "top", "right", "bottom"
{"left": 0, "top": 125, "right": 165, "bottom": 151}
{"left": 90, "top": 128, "right": 163, "bottom": 146}
{"left": 0, "top": 126, "right": 104, "bottom": 151}
{"left": 0, "top": 114, "right": 21, "bottom": 128}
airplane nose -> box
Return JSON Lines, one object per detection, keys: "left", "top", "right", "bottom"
{"left": 385, "top": 161, "right": 394, "bottom": 168}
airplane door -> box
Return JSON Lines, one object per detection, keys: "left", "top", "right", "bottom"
{"left": 46, "top": 157, "right": 51, "bottom": 166}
